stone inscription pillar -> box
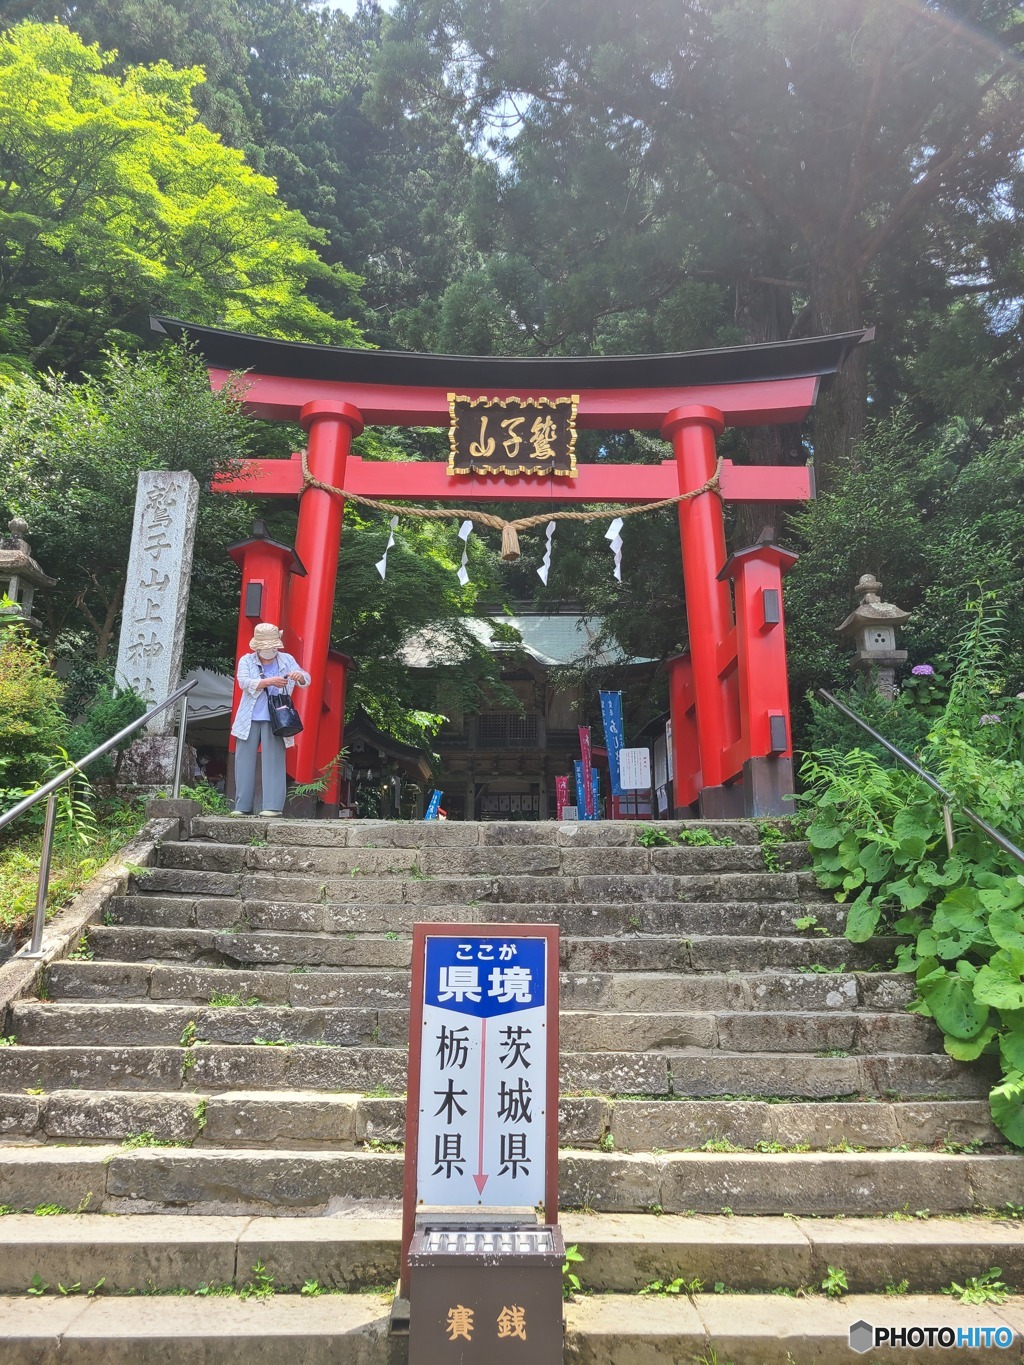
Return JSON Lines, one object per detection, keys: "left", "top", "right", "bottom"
{"left": 115, "top": 471, "right": 199, "bottom": 733}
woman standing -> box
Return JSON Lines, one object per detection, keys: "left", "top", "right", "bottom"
{"left": 230, "top": 622, "right": 310, "bottom": 816}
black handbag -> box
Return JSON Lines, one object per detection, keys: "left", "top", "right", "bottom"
{"left": 258, "top": 662, "right": 304, "bottom": 738}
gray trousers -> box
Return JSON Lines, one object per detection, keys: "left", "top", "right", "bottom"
{"left": 233, "top": 721, "right": 287, "bottom": 813}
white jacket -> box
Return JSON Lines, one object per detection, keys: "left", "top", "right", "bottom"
{"left": 231, "top": 651, "right": 311, "bottom": 744}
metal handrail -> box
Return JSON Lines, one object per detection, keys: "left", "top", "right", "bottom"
{"left": 817, "top": 689, "right": 1024, "bottom": 869}
{"left": 1, "top": 678, "right": 198, "bottom": 959}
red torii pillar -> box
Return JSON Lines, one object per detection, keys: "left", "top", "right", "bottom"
{"left": 287, "top": 399, "right": 363, "bottom": 785}
{"left": 663, "top": 404, "right": 738, "bottom": 815}
{"left": 226, "top": 525, "right": 306, "bottom": 788}
{"left": 719, "top": 542, "right": 799, "bottom": 814}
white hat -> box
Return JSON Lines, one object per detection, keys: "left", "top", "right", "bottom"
{"left": 249, "top": 622, "right": 285, "bottom": 652}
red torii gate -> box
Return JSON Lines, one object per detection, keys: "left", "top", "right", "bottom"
{"left": 155, "top": 318, "right": 871, "bottom": 817}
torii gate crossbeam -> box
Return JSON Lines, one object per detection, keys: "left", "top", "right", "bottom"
{"left": 155, "top": 317, "right": 871, "bottom": 818}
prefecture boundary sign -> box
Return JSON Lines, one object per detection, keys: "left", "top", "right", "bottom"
{"left": 401, "top": 922, "right": 560, "bottom": 1289}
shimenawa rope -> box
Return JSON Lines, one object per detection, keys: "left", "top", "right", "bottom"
{"left": 299, "top": 449, "right": 723, "bottom": 562}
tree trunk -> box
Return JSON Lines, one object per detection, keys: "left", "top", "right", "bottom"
{"left": 95, "top": 579, "right": 125, "bottom": 662}
{"left": 808, "top": 256, "right": 868, "bottom": 493}
{"left": 730, "top": 275, "right": 802, "bottom": 549}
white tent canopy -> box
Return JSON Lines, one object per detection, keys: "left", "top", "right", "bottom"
{"left": 181, "top": 668, "right": 233, "bottom": 720}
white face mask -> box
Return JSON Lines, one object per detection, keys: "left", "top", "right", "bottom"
{"left": 257, "top": 649, "right": 278, "bottom": 661}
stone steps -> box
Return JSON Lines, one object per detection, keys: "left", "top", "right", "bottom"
{"left": 1, "top": 815, "right": 1019, "bottom": 1361}
{"left": 1, "top": 1089, "right": 1002, "bottom": 1150}
{"left": 2, "top": 1290, "right": 1021, "bottom": 1365}
{"left": 6, "top": 1001, "right": 943, "bottom": 1053}
{"left": 162, "top": 837, "right": 807, "bottom": 876}
{"left": 43, "top": 961, "right": 915, "bottom": 1011}
{"left": 0, "top": 1293, "right": 398, "bottom": 1364}
{"left": 1, "top": 1146, "right": 1020, "bottom": 1217}
{"left": 0, "top": 1043, "right": 988, "bottom": 1099}
{"left": 565, "top": 1293, "right": 1024, "bottom": 1364}
{"left": 79, "top": 923, "right": 899, "bottom": 972}
{"left": 133, "top": 864, "right": 825, "bottom": 906}
{"left": 190, "top": 816, "right": 766, "bottom": 847}
{"left": 0, "top": 1211, "right": 1021, "bottom": 1294}
{"left": 107, "top": 892, "right": 847, "bottom": 936}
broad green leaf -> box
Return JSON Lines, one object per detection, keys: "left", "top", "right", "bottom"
{"left": 859, "top": 842, "right": 893, "bottom": 885}
{"left": 974, "top": 950, "right": 1024, "bottom": 1012}
{"left": 915, "top": 929, "right": 939, "bottom": 958}
{"left": 844, "top": 890, "right": 881, "bottom": 943}
{"left": 894, "top": 944, "right": 923, "bottom": 974}
{"left": 989, "top": 908, "right": 1024, "bottom": 956}
{"left": 916, "top": 966, "right": 989, "bottom": 1039}
{"left": 807, "top": 820, "right": 843, "bottom": 850}
{"left": 999, "top": 1030, "right": 1024, "bottom": 1075}
{"left": 945, "top": 1026, "right": 998, "bottom": 1061}
{"left": 896, "top": 831, "right": 928, "bottom": 861}
{"left": 893, "top": 804, "right": 934, "bottom": 861}
{"left": 931, "top": 886, "right": 993, "bottom": 957}
{"left": 887, "top": 877, "right": 931, "bottom": 912}
{"left": 979, "top": 878, "right": 1024, "bottom": 914}
{"left": 990, "top": 1073, "right": 1024, "bottom": 1149}
{"left": 837, "top": 834, "right": 865, "bottom": 871}
{"left": 917, "top": 856, "right": 964, "bottom": 888}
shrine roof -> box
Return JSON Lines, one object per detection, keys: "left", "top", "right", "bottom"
{"left": 401, "top": 613, "right": 653, "bottom": 670}
{"left": 151, "top": 317, "right": 872, "bottom": 391}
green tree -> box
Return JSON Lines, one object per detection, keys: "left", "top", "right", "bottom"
{"left": 0, "top": 346, "right": 255, "bottom": 665}
{"left": 385, "top": 0, "right": 1024, "bottom": 484}
{"left": 0, "top": 21, "right": 365, "bottom": 370}
{"left": 0, "top": 619, "right": 68, "bottom": 795}
{"left": 7, "top": 2, "right": 480, "bottom": 354}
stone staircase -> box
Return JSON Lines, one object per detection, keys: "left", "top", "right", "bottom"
{"left": 0, "top": 815, "right": 1022, "bottom": 1362}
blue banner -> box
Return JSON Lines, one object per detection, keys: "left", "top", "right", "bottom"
{"left": 573, "top": 762, "right": 601, "bottom": 820}
{"left": 424, "top": 790, "right": 443, "bottom": 820}
{"left": 600, "top": 690, "right": 625, "bottom": 797}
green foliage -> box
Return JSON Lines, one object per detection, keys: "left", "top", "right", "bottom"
{"left": 640, "top": 1274, "right": 704, "bottom": 1296}
{"left": 787, "top": 414, "right": 1024, "bottom": 722}
{"left": 636, "top": 826, "right": 734, "bottom": 849}
{"left": 756, "top": 821, "right": 787, "bottom": 872}
{"left": 66, "top": 686, "right": 147, "bottom": 774}
{"left": 119, "top": 1132, "right": 189, "bottom": 1150}
{"left": 239, "top": 1262, "right": 275, "bottom": 1301}
{"left": 0, "top": 21, "right": 365, "bottom": 372}
{"left": 802, "top": 599, "right": 1024, "bottom": 1146}
{"left": 176, "top": 784, "right": 231, "bottom": 815}
{"left": 0, "top": 796, "right": 145, "bottom": 939}
{"left": 821, "top": 1265, "right": 848, "bottom": 1299}
{"left": 942, "top": 1267, "right": 1008, "bottom": 1306}
{"left": 0, "top": 346, "right": 258, "bottom": 668}
{"left": 0, "top": 620, "right": 68, "bottom": 798}
{"left": 561, "top": 1243, "right": 583, "bottom": 1299}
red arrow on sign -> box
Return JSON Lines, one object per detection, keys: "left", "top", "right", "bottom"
{"left": 473, "top": 1017, "right": 489, "bottom": 1194}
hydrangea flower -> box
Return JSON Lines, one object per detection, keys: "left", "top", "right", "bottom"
{"left": 979, "top": 714, "right": 1002, "bottom": 725}
{"left": 911, "top": 664, "right": 935, "bottom": 676}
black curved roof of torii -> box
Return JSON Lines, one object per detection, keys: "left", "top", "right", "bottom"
{"left": 152, "top": 316, "right": 873, "bottom": 390}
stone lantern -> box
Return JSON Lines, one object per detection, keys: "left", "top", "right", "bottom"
{"left": 0, "top": 517, "right": 56, "bottom": 632}
{"left": 835, "top": 572, "right": 910, "bottom": 700}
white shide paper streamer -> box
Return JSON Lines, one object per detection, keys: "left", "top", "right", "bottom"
{"left": 537, "top": 519, "right": 556, "bottom": 585}
{"left": 375, "top": 515, "right": 399, "bottom": 580}
{"left": 457, "top": 519, "right": 473, "bottom": 586}
{"left": 605, "top": 516, "right": 624, "bottom": 582}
